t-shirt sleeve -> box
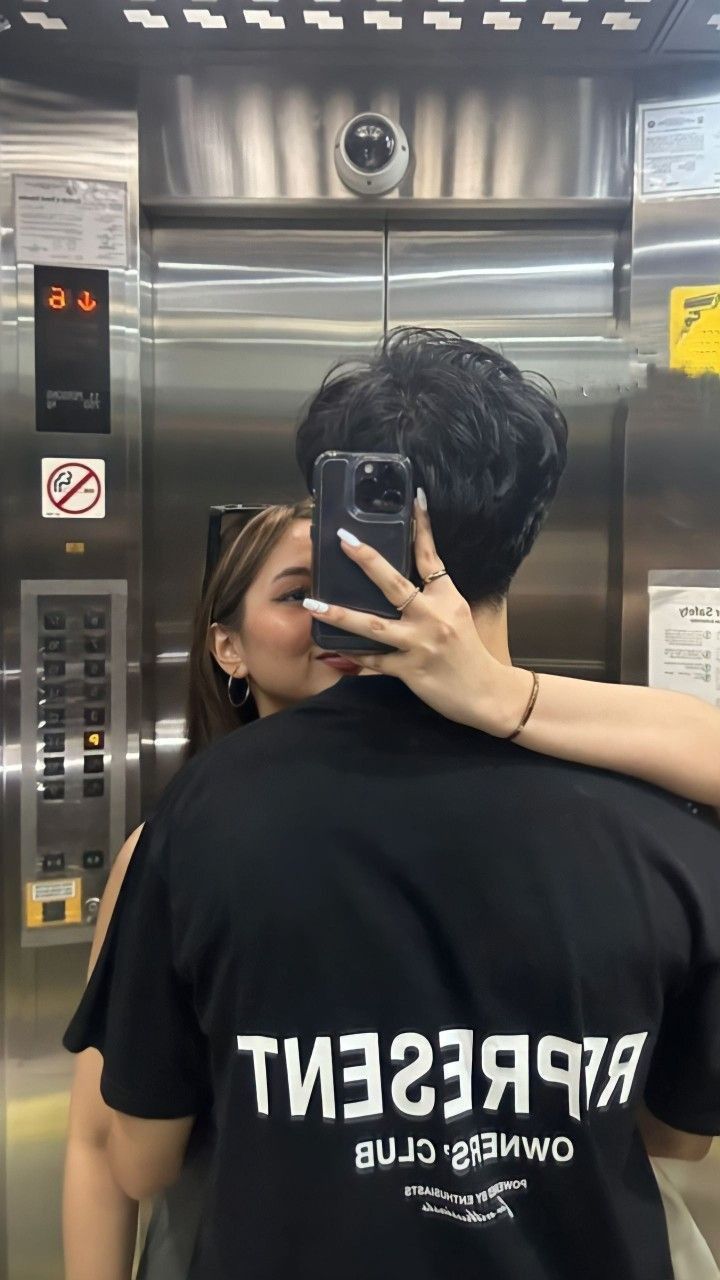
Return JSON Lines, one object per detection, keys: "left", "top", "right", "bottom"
{"left": 643, "top": 805, "right": 720, "bottom": 1136}
{"left": 644, "top": 964, "right": 720, "bottom": 1134}
{"left": 63, "top": 815, "right": 210, "bottom": 1119}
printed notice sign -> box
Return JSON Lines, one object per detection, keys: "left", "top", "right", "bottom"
{"left": 25, "top": 877, "right": 82, "bottom": 927}
{"left": 14, "top": 175, "right": 128, "bottom": 268}
{"left": 648, "top": 574, "right": 720, "bottom": 707}
{"left": 669, "top": 285, "right": 720, "bottom": 376}
{"left": 640, "top": 100, "right": 720, "bottom": 198}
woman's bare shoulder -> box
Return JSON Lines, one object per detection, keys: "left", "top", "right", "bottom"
{"left": 87, "top": 822, "right": 145, "bottom": 977}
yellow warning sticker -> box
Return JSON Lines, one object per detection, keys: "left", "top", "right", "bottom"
{"left": 669, "top": 285, "right": 720, "bottom": 376}
{"left": 25, "top": 877, "right": 82, "bottom": 928}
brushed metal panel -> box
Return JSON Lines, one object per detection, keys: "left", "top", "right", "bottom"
{"left": 631, "top": 86, "right": 720, "bottom": 363}
{"left": 626, "top": 85, "right": 720, "bottom": 680}
{"left": 624, "top": 88, "right": 720, "bottom": 1262}
{"left": 19, "top": 580, "right": 128, "bottom": 949}
{"left": 387, "top": 228, "right": 618, "bottom": 337}
{"left": 140, "top": 71, "right": 632, "bottom": 208}
{"left": 146, "top": 223, "right": 385, "bottom": 798}
{"left": 621, "top": 371, "right": 720, "bottom": 683}
{"left": 387, "top": 227, "right": 637, "bottom": 679}
{"left": 0, "top": 79, "right": 141, "bottom": 1280}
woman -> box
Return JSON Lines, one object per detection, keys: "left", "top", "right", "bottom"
{"left": 64, "top": 498, "right": 720, "bottom": 1280}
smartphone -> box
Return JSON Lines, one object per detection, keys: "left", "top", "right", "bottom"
{"left": 311, "top": 451, "right": 414, "bottom": 652}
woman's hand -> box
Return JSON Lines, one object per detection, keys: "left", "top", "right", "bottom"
{"left": 303, "top": 494, "right": 532, "bottom": 736}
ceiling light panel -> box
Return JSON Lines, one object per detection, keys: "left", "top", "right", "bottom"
{"left": 124, "top": 8, "right": 168, "bottom": 24}
{"left": 483, "top": 10, "right": 521, "bottom": 28}
{"left": 243, "top": 7, "right": 284, "bottom": 25}
{"left": 709, "top": 13, "right": 720, "bottom": 26}
{"left": 304, "top": 8, "right": 343, "bottom": 25}
{"left": 21, "top": 11, "right": 66, "bottom": 26}
{"left": 602, "top": 10, "right": 640, "bottom": 28}
{"left": 424, "top": 10, "right": 462, "bottom": 28}
{"left": 363, "top": 10, "right": 403, "bottom": 28}
{"left": 184, "top": 8, "right": 226, "bottom": 24}
{"left": 543, "top": 10, "right": 581, "bottom": 27}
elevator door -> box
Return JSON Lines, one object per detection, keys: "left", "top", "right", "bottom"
{"left": 146, "top": 223, "right": 632, "bottom": 802}
{"left": 146, "top": 225, "right": 386, "bottom": 795}
{"left": 387, "top": 228, "right": 632, "bottom": 684}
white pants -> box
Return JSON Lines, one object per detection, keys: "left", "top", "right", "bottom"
{"left": 653, "top": 1159, "right": 720, "bottom": 1280}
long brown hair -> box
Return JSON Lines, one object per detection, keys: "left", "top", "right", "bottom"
{"left": 185, "top": 501, "right": 313, "bottom": 758}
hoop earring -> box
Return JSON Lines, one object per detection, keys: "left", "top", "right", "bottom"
{"left": 227, "top": 674, "right": 251, "bottom": 709}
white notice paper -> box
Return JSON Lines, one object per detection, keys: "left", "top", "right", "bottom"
{"left": 640, "top": 99, "right": 720, "bottom": 199}
{"left": 14, "top": 175, "right": 128, "bottom": 268}
{"left": 648, "top": 574, "right": 720, "bottom": 707}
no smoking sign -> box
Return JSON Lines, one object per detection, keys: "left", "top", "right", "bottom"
{"left": 42, "top": 458, "right": 106, "bottom": 519}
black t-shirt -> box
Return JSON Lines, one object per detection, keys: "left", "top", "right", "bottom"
{"left": 65, "top": 676, "right": 720, "bottom": 1280}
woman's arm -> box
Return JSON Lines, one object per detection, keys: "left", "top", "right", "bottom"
{"left": 638, "top": 1103, "right": 713, "bottom": 1162}
{"left": 305, "top": 501, "right": 720, "bottom": 809}
{"left": 476, "top": 665, "right": 720, "bottom": 808}
{"left": 63, "top": 825, "right": 144, "bottom": 1280}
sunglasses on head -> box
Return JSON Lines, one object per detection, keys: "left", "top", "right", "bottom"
{"left": 203, "top": 505, "right": 268, "bottom": 599}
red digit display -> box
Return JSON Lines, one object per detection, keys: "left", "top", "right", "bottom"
{"left": 45, "top": 285, "right": 70, "bottom": 311}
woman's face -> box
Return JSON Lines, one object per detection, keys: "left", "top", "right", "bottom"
{"left": 211, "top": 519, "right": 360, "bottom": 718}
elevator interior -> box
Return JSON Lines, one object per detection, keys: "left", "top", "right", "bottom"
{"left": 148, "top": 219, "right": 634, "bottom": 793}
{"left": 2, "top": 11, "right": 720, "bottom": 1277}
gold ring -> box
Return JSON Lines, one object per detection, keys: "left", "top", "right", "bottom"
{"left": 424, "top": 569, "right": 448, "bottom": 585}
{"left": 397, "top": 587, "right": 421, "bottom": 613}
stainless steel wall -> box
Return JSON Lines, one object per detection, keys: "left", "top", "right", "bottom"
{"left": 622, "top": 74, "right": 720, "bottom": 1261}
{"left": 386, "top": 228, "right": 638, "bottom": 681}
{"left": 146, "top": 224, "right": 386, "bottom": 792}
{"left": 622, "top": 73, "right": 720, "bottom": 685}
{"left": 140, "top": 70, "right": 632, "bottom": 213}
{"left": 145, "top": 221, "right": 637, "bottom": 793}
{"left": 0, "top": 79, "right": 141, "bottom": 1280}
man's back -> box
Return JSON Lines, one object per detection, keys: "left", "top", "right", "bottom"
{"left": 78, "top": 676, "right": 720, "bottom": 1279}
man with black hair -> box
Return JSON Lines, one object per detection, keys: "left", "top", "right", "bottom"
{"left": 66, "top": 328, "right": 720, "bottom": 1280}
{"left": 296, "top": 327, "right": 568, "bottom": 606}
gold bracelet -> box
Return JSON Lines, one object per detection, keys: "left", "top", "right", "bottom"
{"left": 507, "top": 670, "right": 540, "bottom": 742}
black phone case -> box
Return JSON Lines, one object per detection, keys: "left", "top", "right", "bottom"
{"left": 311, "top": 452, "right": 413, "bottom": 653}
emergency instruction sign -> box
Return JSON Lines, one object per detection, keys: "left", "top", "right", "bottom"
{"left": 42, "top": 458, "right": 106, "bottom": 518}
{"left": 669, "top": 285, "right": 720, "bottom": 376}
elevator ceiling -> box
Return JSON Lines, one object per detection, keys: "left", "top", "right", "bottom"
{"left": 0, "top": 0, "right": 716, "bottom": 75}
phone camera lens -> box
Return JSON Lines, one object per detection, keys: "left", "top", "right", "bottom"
{"left": 355, "top": 461, "right": 406, "bottom": 515}
{"left": 383, "top": 489, "right": 403, "bottom": 509}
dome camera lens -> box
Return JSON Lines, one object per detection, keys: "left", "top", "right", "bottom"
{"left": 335, "top": 113, "right": 409, "bottom": 196}
{"left": 344, "top": 116, "right": 396, "bottom": 173}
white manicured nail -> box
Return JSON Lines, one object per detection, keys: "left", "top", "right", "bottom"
{"left": 303, "top": 598, "right": 330, "bottom": 614}
{"left": 416, "top": 488, "right": 428, "bottom": 512}
{"left": 337, "top": 528, "right": 361, "bottom": 548}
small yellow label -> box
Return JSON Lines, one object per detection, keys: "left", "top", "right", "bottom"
{"left": 669, "top": 285, "right": 720, "bottom": 376}
{"left": 65, "top": 541, "right": 85, "bottom": 554}
{"left": 25, "top": 878, "right": 82, "bottom": 928}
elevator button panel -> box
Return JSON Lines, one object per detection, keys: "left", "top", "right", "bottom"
{"left": 20, "top": 580, "right": 128, "bottom": 945}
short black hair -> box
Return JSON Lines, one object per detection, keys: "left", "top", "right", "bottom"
{"left": 296, "top": 327, "right": 568, "bottom": 605}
